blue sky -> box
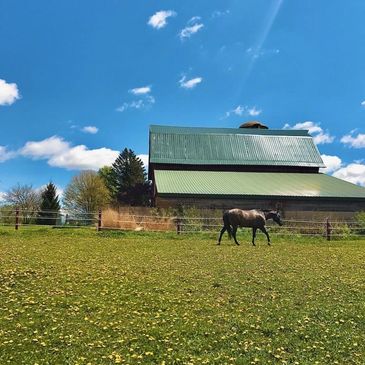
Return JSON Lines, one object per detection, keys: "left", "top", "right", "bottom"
{"left": 1, "top": 0, "right": 365, "bottom": 199}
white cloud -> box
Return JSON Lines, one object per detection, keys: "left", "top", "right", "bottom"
{"left": 361, "top": 100, "right": 365, "bottom": 107}
{"left": 57, "top": 187, "right": 64, "bottom": 199}
{"left": 68, "top": 123, "right": 99, "bottom": 134}
{"left": 211, "top": 9, "right": 230, "bottom": 19}
{"left": 189, "top": 16, "right": 202, "bottom": 23}
{"left": 0, "top": 79, "right": 20, "bottom": 106}
{"left": 48, "top": 145, "right": 118, "bottom": 170}
{"left": 283, "top": 121, "right": 334, "bottom": 145}
{"left": 117, "top": 100, "right": 143, "bottom": 112}
{"left": 129, "top": 86, "right": 151, "bottom": 95}
{"left": 312, "top": 133, "right": 335, "bottom": 145}
{"left": 179, "top": 21, "right": 204, "bottom": 40}
{"left": 179, "top": 76, "right": 203, "bottom": 89}
{"left": 20, "top": 136, "right": 119, "bottom": 170}
{"left": 117, "top": 85, "right": 155, "bottom": 112}
{"left": 21, "top": 136, "right": 70, "bottom": 158}
{"left": 247, "top": 106, "right": 262, "bottom": 117}
{"left": 81, "top": 126, "right": 98, "bottom": 134}
{"left": 137, "top": 154, "right": 149, "bottom": 170}
{"left": 148, "top": 10, "right": 176, "bottom": 29}
{"left": 318, "top": 154, "right": 365, "bottom": 187}
{"left": 232, "top": 105, "right": 245, "bottom": 116}
{"left": 226, "top": 105, "right": 262, "bottom": 118}
{"left": 0, "top": 192, "right": 6, "bottom": 203}
{"left": 333, "top": 163, "right": 365, "bottom": 186}
{"left": 285, "top": 121, "right": 322, "bottom": 135}
{"left": 320, "top": 154, "right": 342, "bottom": 174}
{"left": 341, "top": 132, "right": 365, "bottom": 148}
{"left": 147, "top": 95, "right": 156, "bottom": 104}
{"left": 0, "top": 146, "right": 16, "bottom": 162}
{"left": 116, "top": 94, "right": 155, "bottom": 112}
{"left": 246, "top": 47, "right": 280, "bottom": 59}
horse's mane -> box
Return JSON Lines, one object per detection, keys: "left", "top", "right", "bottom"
{"left": 261, "top": 209, "right": 279, "bottom": 216}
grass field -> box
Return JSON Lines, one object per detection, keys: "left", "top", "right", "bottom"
{"left": 0, "top": 228, "right": 364, "bottom": 365}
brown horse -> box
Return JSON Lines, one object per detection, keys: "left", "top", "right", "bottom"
{"left": 217, "top": 209, "right": 283, "bottom": 246}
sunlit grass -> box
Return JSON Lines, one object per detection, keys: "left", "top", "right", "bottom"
{"left": 0, "top": 227, "right": 364, "bottom": 364}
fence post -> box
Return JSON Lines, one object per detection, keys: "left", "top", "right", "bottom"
{"left": 325, "top": 217, "right": 331, "bottom": 241}
{"left": 15, "top": 208, "right": 19, "bottom": 230}
{"left": 176, "top": 217, "right": 181, "bottom": 235}
{"left": 97, "top": 209, "right": 102, "bottom": 231}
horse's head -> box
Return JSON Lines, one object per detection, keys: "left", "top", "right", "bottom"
{"left": 265, "top": 210, "right": 283, "bottom": 226}
{"left": 272, "top": 210, "right": 283, "bottom": 226}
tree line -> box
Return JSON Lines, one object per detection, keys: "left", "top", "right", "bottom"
{"left": 1, "top": 148, "right": 149, "bottom": 224}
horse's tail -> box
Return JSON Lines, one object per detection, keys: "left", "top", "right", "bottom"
{"left": 223, "top": 211, "right": 232, "bottom": 240}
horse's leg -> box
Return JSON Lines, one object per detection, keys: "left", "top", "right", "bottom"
{"left": 252, "top": 227, "right": 257, "bottom": 246}
{"left": 217, "top": 226, "right": 227, "bottom": 245}
{"left": 232, "top": 225, "right": 240, "bottom": 245}
{"left": 259, "top": 226, "right": 271, "bottom": 245}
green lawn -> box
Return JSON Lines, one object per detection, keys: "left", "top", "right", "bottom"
{"left": 0, "top": 228, "right": 364, "bottom": 365}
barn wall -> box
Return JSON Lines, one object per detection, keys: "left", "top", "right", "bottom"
{"left": 155, "top": 196, "right": 365, "bottom": 220}
{"left": 150, "top": 164, "right": 319, "bottom": 176}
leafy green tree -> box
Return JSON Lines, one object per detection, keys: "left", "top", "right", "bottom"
{"left": 38, "top": 182, "right": 61, "bottom": 225}
{"left": 98, "top": 166, "right": 118, "bottom": 201}
{"left": 354, "top": 211, "right": 365, "bottom": 235}
{"left": 63, "top": 171, "right": 110, "bottom": 214}
{"left": 111, "top": 148, "right": 150, "bottom": 206}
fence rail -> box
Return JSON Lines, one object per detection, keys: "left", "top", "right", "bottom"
{"left": 0, "top": 208, "right": 101, "bottom": 230}
{"left": 1, "top": 208, "right": 365, "bottom": 239}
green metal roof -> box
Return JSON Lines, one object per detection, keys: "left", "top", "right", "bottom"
{"left": 149, "top": 125, "right": 325, "bottom": 168}
{"left": 154, "top": 170, "right": 365, "bottom": 199}
{"left": 150, "top": 125, "right": 310, "bottom": 136}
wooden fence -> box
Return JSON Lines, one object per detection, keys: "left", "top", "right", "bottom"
{"left": 1, "top": 208, "right": 365, "bottom": 240}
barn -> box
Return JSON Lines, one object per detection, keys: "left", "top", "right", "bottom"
{"left": 148, "top": 124, "right": 365, "bottom": 218}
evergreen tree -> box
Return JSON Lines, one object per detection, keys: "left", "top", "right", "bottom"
{"left": 111, "top": 148, "right": 150, "bottom": 206}
{"left": 38, "top": 182, "right": 61, "bottom": 225}
{"left": 98, "top": 166, "right": 118, "bottom": 201}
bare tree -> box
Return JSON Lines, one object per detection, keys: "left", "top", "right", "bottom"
{"left": 4, "top": 184, "right": 41, "bottom": 223}
{"left": 5, "top": 184, "right": 41, "bottom": 210}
